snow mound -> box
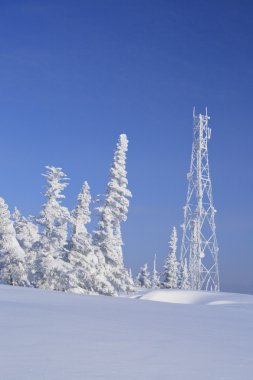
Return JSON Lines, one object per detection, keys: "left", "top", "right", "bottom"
{"left": 140, "top": 289, "right": 253, "bottom": 306}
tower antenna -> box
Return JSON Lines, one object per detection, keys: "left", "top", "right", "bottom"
{"left": 180, "top": 110, "right": 219, "bottom": 291}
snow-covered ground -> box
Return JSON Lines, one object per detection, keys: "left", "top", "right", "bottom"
{"left": 139, "top": 288, "right": 253, "bottom": 305}
{"left": 1, "top": 285, "right": 253, "bottom": 380}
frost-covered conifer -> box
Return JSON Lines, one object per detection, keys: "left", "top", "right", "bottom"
{"left": 38, "top": 166, "right": 70, "bottom": 254}
{"left": 136, "top": 263, "right": 151, "bottom": 288}
{"left": 151, "top": 254, "right": 160, "bottom": 288}
{"left": 71, "top": 181, "right": 91, "bottom": 237}
{"left": 12, "top": 207, "right": 40, "bottom": 285}
{"left": 178, "top": 258, "right": 190, "bottom": 290}
{"left": 0, "top": 198, "right": 28, "bottom": 286}
{"left": 36, "top": 166, "right": 73, "bottom": 291}
{"left": 93, "top": 134, "right": 133, "bottom": 293}
{"left": 13, "top": 208, "right": 39, "bottom": 251}
{"left": 162, "top": 227, "right": 178, "bottom": 289}
{"left": 68, "top": 181, "right": 113, "bottom": 294}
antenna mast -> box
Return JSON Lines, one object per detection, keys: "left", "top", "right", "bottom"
{"left": 180, "top": 109, "right": 219, "bottom": 291}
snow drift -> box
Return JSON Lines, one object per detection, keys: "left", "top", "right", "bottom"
{"left": 140, "top": 289, "right": 253, "bottom": 306}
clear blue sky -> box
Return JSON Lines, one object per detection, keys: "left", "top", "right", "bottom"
{"left": 0, "top": 0, "right": 252, "bottom": 293}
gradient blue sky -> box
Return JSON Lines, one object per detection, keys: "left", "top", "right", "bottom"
{"left": 0, "top": 0, "right": 252, "bottom": 293}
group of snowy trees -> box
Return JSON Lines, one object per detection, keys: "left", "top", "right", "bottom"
{"left": 135, "top": 227, "right": 190, "bottom": 290}
{"left": 0, "top": 134, "right": 134, "bottom": 295}
{"left": 0, "top": 132, "right": 193, "bottom": 296}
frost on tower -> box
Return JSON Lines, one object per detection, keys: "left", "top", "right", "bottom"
{"left": 180, "top": 109, "right": 219, "bottom": 291}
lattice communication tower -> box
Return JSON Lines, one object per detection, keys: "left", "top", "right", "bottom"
{"left": 180, "top": 108, "right": 219, "bottom": 291}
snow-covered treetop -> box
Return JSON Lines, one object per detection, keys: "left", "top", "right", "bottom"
{"left": 105, "top": 134, "right": 132, "bottom": 223}
{"left": 42, "top": 166, "right": 69, "bottom": 201}
{"left": 169, "top": 226, "right": 177, "bottom": 255}
{"left": 38, "top": 166, "right": 70, "bottom": 250}
{"left": 13, "top": 207, "right": 21, "bottom": 221}
{"left": 0, "top": 197, "right": 13, "bottom": 234}
{"left": 72, "top": 181, "right": 91, "bottom": 235}
{"left": 109, "top": 134, "right": 131, "bottom": 192}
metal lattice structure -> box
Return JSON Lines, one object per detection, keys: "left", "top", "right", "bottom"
{"left": 180, "top": 108, "right": 219, "bottom": 291}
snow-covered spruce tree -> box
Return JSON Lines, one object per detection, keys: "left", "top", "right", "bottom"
{"left": 13, "top": 208, "right": 40, "bottom": 251}
{"left": 93, "top": 134, "right": 133, "bottom": 294}
{"left": 162, "top": 227, "right": 178, "bottom": 289}
{"left": 12, "top": 207, "right": 40, "bottom": 285}
{"left": 35, "top": 166, "right": 74, "bottom": 291}
{"left": 39, "top": 166, "right": 70, "bottom": 254}
{"left": 135, "top": 263, "right": 151, "bottom": 288}
{"left": 0, "top": 198, "right": 28, "bottom": 286}
{"left": 151, "top": 254, "right": 160, "bottom": 288}
{"left": 178, "top": 258, "right": 190, "bottom": 290}
{"left": 68, "top": 181, "right": 113, "bottom": 294}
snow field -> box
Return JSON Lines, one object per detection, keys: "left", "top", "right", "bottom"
{"left": 1, "top": 285, "right": 253, "bottom": 380}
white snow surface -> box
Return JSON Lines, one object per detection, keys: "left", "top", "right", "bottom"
{"left": 1, "top": 285, "right": 253, "bottom": 380}
{"left": 139, "top": 288, "right": 253, "bottom": 305}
